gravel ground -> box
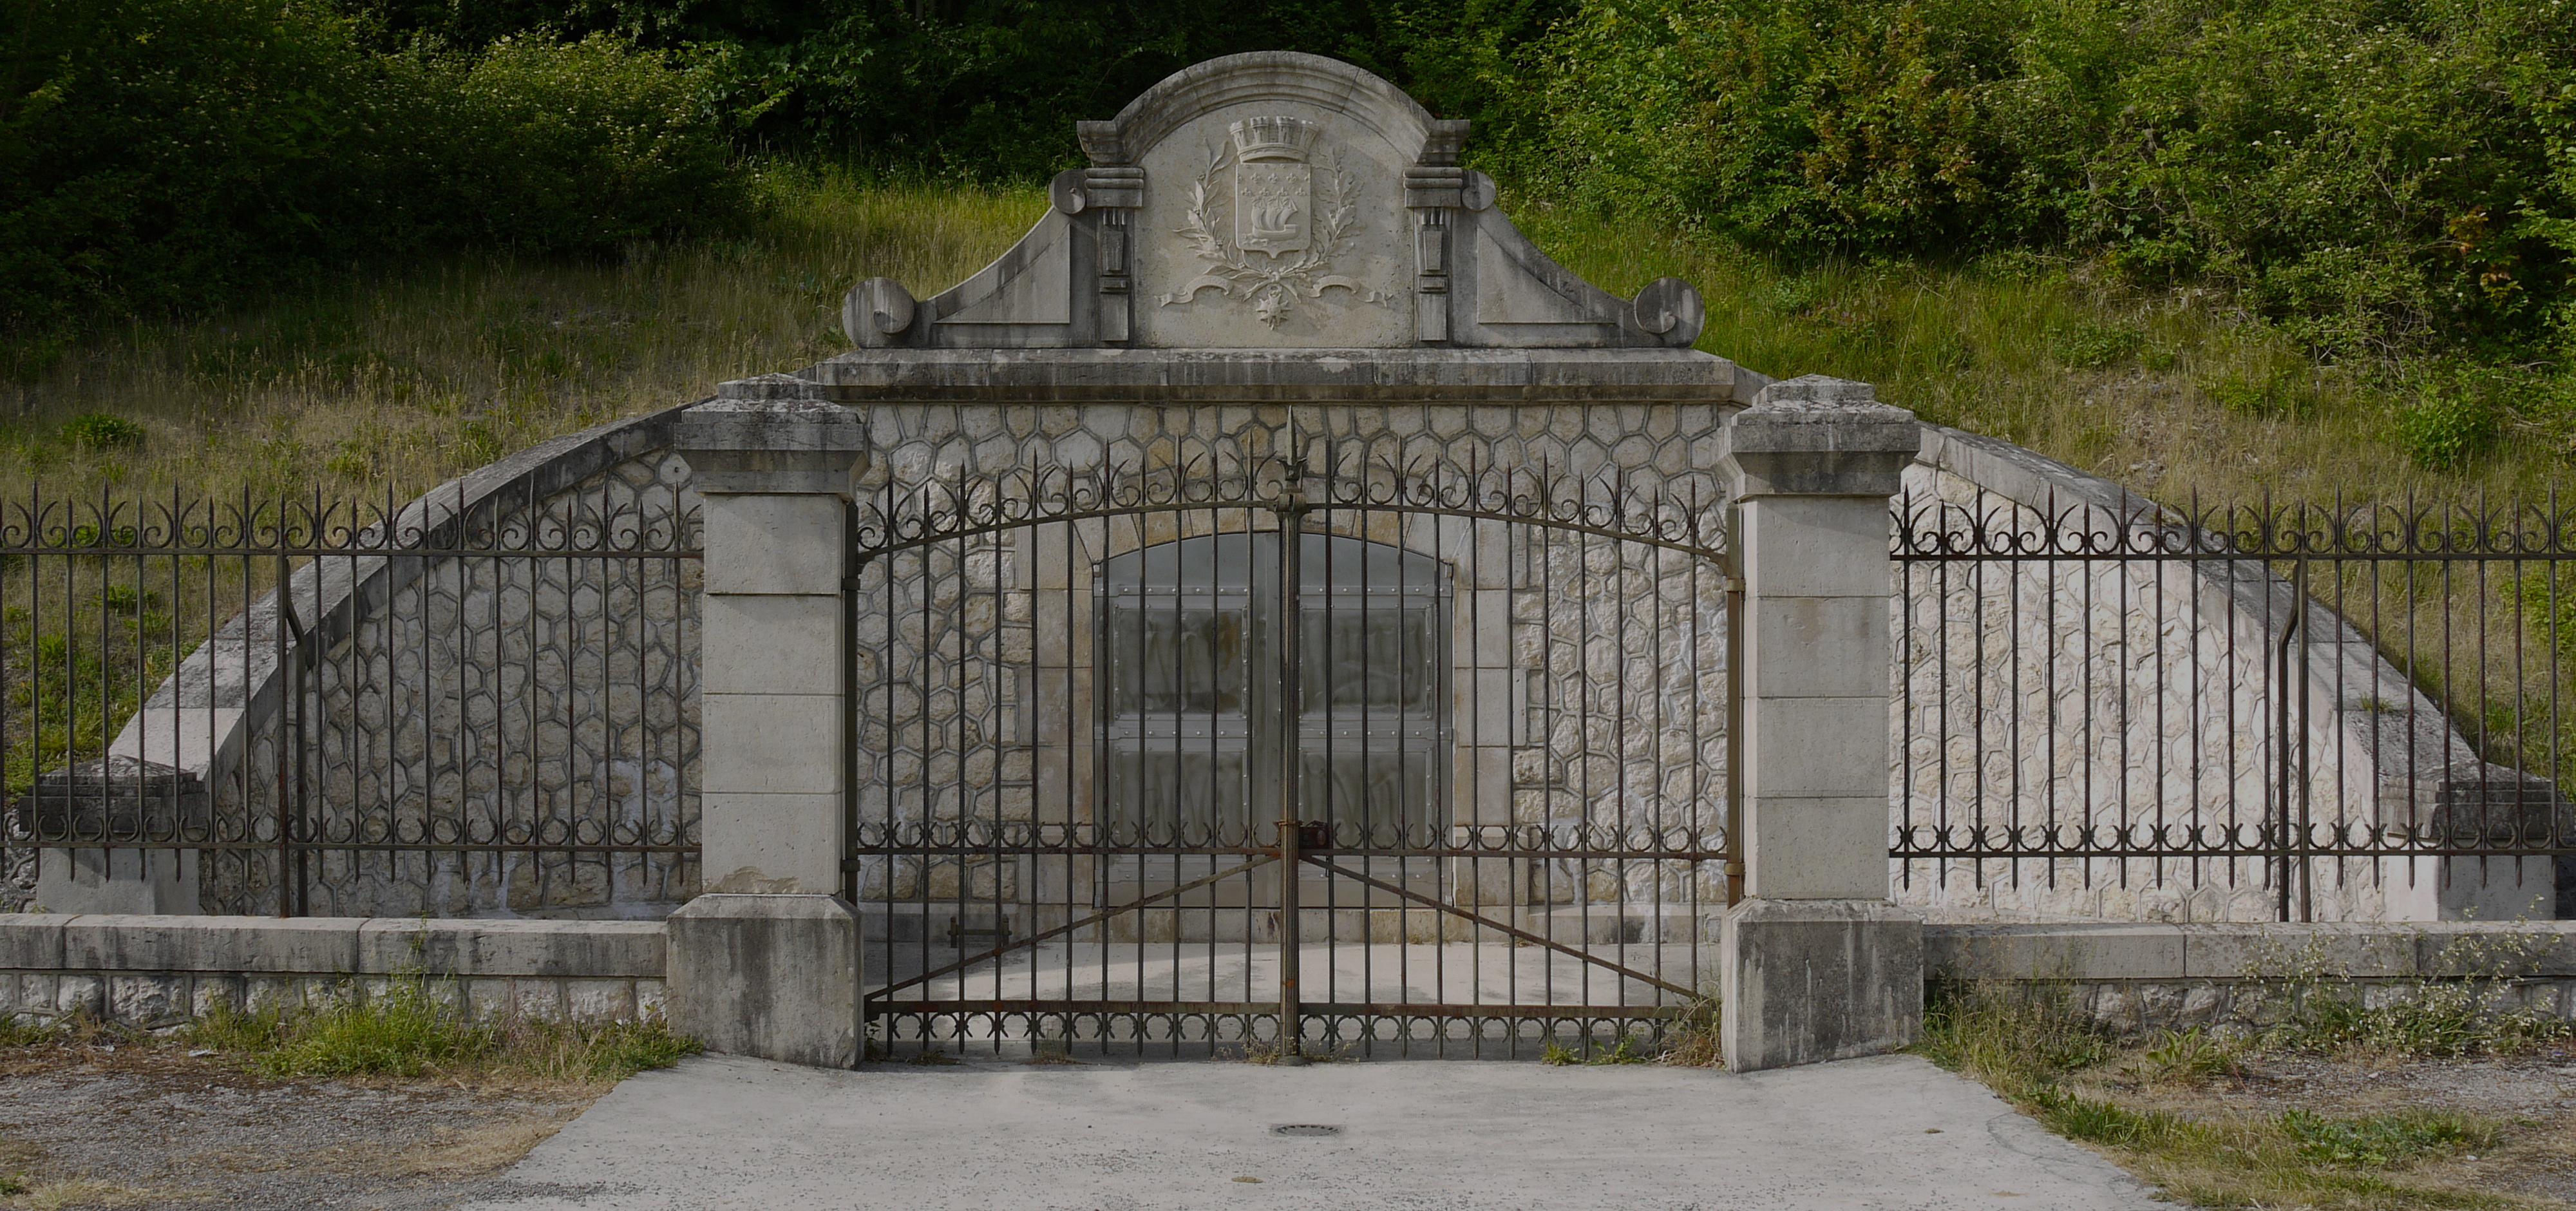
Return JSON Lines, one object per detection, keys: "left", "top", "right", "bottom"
{"left": 0, "top": 1043, "right": 603, "bottom": 1210}
{"left": 2082, "top": 1041, "right": 2576, "bottom": 1207}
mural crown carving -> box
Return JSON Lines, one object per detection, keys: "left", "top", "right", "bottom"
{"left": 1227, "top": 116, "right": 1320, "bottom": 162}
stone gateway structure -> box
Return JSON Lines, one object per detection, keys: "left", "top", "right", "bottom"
{"left": 10, "top": 52, "right": 2565, "bottom": 1073}
{"left": 667, "top": 51, "right": 1915, "bottom": 1070}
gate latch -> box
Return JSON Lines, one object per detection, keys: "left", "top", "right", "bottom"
{"left": 1298, "top": 821, "right": 1332, "bottom": 853}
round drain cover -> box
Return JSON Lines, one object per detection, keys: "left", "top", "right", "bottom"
{"left": 1271, "top": 1123, "right": 1342, "bottom": 1138}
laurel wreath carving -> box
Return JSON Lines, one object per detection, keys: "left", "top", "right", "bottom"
{"left": 1160, "top": 141, "right": 1385, "bottom": 326}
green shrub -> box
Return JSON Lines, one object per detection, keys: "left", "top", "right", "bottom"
{"left": 0, "top": 1016, "right": 57, "bottom": 1048}
{"left": 253, "top": 981, "right": 495, "bottom": 1078}
{"left": 1917, "top": 979, "right": 2117, "bottom": 1089}
{"left": 2278, "top": 1109, "right": 2492, "bottom": 1168}
{"left": 2255, "top": 930, "right": 2573, "bottom": 1058}
{"left": 2028, "top": 1085, "right": 2190, "bottom": 1148}
{"left": 2514, "top": 567, "right": 2576, "bottom": 667}
{"left": 1537, "top": 0, "right": 2019, "bottom": 253}
{"left": 2049, "top": 321, "right": 2142, "bottom": 370}
{"left": 58, "top": 414, "right": 144, "bottom": 451}
{"left": 0, "top": 0, "right": 382, "bottom": 334}
{"left": 2395, "top": 382, "right": 2501, "bottom": 470}
{"left": 2135, "top": 1027, "right": 2242, "bottom": 1084}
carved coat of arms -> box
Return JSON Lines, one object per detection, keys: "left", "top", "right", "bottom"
{"left": 1160, "top": 116, "right": 1386, "bottom": 327}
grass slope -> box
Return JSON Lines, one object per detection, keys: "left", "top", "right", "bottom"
{"left": 5, "top": 173, "right": 2568, "bottom": 510}
{"left": 0, "top": 171, "right": 1042, "bottom": 506}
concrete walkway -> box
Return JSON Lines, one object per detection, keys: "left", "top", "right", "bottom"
{"left": 459, "top": 1054, "right": 2161, "bottom": 1210}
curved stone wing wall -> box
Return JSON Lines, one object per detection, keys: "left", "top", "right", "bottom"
{"left": 218, "top": 448, "right": 703, "bottom": 917}
{"left": 1893, "top": 426, "right": 2513, "bottom": 923}
{"left": 12, "top": 405, "right": 706, "bottom": 919}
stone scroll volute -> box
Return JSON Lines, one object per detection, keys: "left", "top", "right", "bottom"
{"left": 849, "top": 52, "right": 1702, "bottom": 352}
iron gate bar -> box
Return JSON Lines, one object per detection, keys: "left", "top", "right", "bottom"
{"left": 865, "top": 853, "right": 1279, "bottom": 1002}
{"left": 1275, "top": 485, "right": 1308, "bottom": 1055}
{"left": 3, "top": 485, "right": 703, "bottom": 918}
{"left": 869, "top": 1000, "right": 1682, "bottom": 1020}
{"left": 1300, "top": 856, "right": 1700, "bottom": 1000}
{"left": 847, "top": 845, "right": 1728, "bottom": 858}
{"left": 851, "top": 485, "right": 1728, "bottom": 566}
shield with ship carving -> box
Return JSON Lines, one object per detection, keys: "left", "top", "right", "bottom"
{"left": 1162, "top": 113, "right": 1383, "bottom": 327}
{"left": 1233, "top": 161, "right": 1312, "bottom": 256}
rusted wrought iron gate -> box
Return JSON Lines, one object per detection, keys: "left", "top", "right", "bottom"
{"left": 844, "top": 457, "right": 1734, "bottom": 1058}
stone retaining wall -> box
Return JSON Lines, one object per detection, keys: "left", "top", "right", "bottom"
{"left": 1925, "top": 920, "right": 2576, "bottom": 1034}
{"left": 0, "top": 914, "right": 665, "bottom": 1029}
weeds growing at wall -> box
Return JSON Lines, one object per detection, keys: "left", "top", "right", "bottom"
{"left": 1917, "top": 979, "right": 2546, "bottom": 1208}
{"left": 2247, "top": 931, "right": 2574, "bottom": 1059}
{"left": 187, "top": 973, "right": 699, "bottom": 1087}
{"left": 0, "top": 1015, "right": 57, "bottom": 1049}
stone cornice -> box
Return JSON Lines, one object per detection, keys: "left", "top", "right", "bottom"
{"left": 720, "top": 348, "right": 1760, "bottom": 405}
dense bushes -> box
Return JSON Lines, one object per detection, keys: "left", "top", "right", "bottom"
{"left": 337, "top": 1, "right": 1569, "bottom": 181}
{"left": 0, "top": 0, "right": 741, "bottom": 339}
{"left": 440, "top": 34, "right": 745, "bottom": 250}
{"left": 8, "top": 0, "right": 2573, "bottom": 390}
{"left": 1528, "top": 0, "right": 2576, "bottom": 363}
{"left": 331, "top": 0, "right": 2576, "bottom": 370}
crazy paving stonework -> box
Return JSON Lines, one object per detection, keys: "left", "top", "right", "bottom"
{"left": 202, "top": 450, "right": 703, "bottom": 917}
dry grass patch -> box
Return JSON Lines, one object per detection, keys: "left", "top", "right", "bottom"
{"left": 1, "top": 1178, "right": 178, "bottom": 1210}
{"left": 384, "top": 1114, "right": 577, "bottom": 1179}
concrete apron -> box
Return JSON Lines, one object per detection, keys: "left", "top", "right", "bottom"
{"left": 459, "top": 1054, "right": 2159, "bottom": 1211}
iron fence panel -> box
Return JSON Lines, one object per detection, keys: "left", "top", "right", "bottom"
{"left": 1894, "top": 489, "right": 2575, "bottom": 922}
{"left": 0, "top": 484, "right": 702, "bottom": 917}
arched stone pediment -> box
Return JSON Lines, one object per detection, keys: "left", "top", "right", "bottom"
{"left": 843, "top": 52, "right": 1707, "bottom": 356}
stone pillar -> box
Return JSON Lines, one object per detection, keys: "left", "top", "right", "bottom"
{"left": 670, "top": 399, "right": 867, "bottom": 1067}
{"left": 1718, "top": 375, "right": 1925, "bottom": 1071}
{"left": 676, "top": 398, "right": 864, "bottom": 895}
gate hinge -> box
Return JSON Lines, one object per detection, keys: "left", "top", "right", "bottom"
{"left": 840, "top": 857, "right": 860, "bottom": 872}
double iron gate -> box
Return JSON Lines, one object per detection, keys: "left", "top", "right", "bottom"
{"left": 842, "top": 460, "right": 1736, "bottom": 1057}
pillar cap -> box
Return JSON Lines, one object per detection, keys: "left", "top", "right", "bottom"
{"left": 1723, "top": 376, "right": 1921, "bottom": 499}
{"left": 674, "top": 398, "right": 868, "bottom": 496}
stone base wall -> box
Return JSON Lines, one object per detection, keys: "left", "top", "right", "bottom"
{"left": 0, "top": 914, "right": 665, "bottom": 1030}
{"left": 1926, "top": 920, "right": 2576, "bottom": 1035}
{"left": 1998, "top": 976, "right": 2576, "bottom": 1036}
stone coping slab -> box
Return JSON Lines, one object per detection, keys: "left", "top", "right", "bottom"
{"left": 1926, "top": 921, "right": 2576, "bottom": 982}
{"left": 1, "top": 915, "right": 663, "bottom": 978}
{"left": 721, "top": 347, "right": 1762, "bottom": 403}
